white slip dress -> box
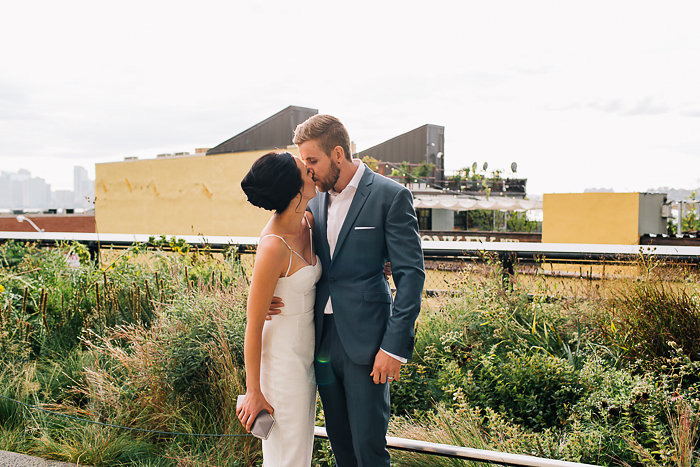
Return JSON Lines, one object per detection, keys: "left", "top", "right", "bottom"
{"left": 259, "top": 216, "right": 321, "bottom": 466}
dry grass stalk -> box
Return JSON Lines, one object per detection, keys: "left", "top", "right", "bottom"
{"left": 668, "top": 400, "right": 699, "bottom": 467}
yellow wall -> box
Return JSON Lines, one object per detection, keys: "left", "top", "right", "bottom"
{"left": 542, "top": 193, "right": 640, "bottom": 244}
{"left": 95, "top": 149, "right": 299, "bottom": 236}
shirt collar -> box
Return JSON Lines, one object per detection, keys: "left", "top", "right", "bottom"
{"left": 330, "top": 160, "right": 365, "bottom": 196}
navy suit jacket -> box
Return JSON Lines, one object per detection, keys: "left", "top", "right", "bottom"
{"left": 308, "top": 165, "right": 425, "bottom": 365}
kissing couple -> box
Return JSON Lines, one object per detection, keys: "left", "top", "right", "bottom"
{"left": 236, "top": 114, "right": 425, "bottom": 466}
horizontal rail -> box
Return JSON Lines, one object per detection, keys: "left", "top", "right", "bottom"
{"left": 2, "top": 231, "right": 700, "bottom": 263}
{"left": 422, "top": 240, "right": 700, "bottom": 263}
{"left": 313, "top": 426, "right": 598, "bottom": 467}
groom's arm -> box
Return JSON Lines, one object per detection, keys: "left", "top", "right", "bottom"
{"left": 380, "top": 187, "right": 425, "bottom": 360}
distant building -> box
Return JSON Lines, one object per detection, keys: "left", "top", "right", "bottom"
{"left": 543, "top": 192, "right": 668, "bottom": 244}
{"left": 95, "top": 106, "right": 541, "bottom": 236}
{"left": 207, "top": 105, "right": 318, "bottom": 155}
{"left": 52, "top": 190, "right": 75, "bottom": 209}
{"left": 0, "top": 167, "right": 93, "bottom": 211}
{"left": 0, "top": 169, "right": 51, "bottom": 209}
{"left": 357, "top": 124, "right": 445, "bottom": 178}
{"left": 73, "top": 166, "right": 94, "bottom": 208}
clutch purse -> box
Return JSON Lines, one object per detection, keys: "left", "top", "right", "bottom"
{"left": 236, "top": 394, "right": 275, "bottom": 440}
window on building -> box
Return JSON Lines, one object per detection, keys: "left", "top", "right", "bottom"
{"left": 416, "top": 208, "right": 432, "bottom": 231}
{"left": 454, "top": 211, "right": 467, "bottom": 230}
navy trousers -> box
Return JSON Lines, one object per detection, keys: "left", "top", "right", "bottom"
{"left": 315, "top": 315, "right": 391, "bottom": 467}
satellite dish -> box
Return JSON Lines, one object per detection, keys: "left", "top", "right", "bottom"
{"left": 471, "top": 162, "right": 477, "bottom": 173}
{"left": 482, "top": 162, "right": 489, "bottom": 171}
{"left": 511, "top": 162, "right": 518, "bottom": 173}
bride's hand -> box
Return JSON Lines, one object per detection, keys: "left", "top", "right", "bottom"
{"left": 236, "top": 390, "right": 274, "bottom": 432}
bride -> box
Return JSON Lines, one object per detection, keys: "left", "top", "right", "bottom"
{"left": 236, "top": 151, "right": 320, "bottom": 465}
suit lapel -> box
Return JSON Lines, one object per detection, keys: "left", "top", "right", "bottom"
{"left": 317, "top": 192, "right": 331, "bottom": 265}
{"left": 331, "top": 167, "right": 375, "bottom": 264}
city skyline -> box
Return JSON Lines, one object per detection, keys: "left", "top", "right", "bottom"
{"left": 0, "top": 165, "right": 94, "bottom": 211}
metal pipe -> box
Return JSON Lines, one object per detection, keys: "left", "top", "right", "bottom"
{"left": 15, "top": 215, "right": 44, "bottom": 232}
{"left": 313, "top": 427, "right": 598, "bottom": 467}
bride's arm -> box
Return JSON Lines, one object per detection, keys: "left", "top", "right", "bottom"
{"left": 237, "top": 237, "right": 286, "bottom": 432}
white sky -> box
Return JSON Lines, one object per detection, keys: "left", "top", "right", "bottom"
{"left": 1, "top": 0, "right": 699, "bottom": 195}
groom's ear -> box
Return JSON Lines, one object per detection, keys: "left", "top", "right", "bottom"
{"left": 331, "top": 145, "right": 345, "bottom": 163}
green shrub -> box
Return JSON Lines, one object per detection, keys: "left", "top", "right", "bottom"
{"left": 609, "top": 280, "right": 700, "bottom": 362}
{"left": 464, "top": 351, "right": 586, "bottom": 431}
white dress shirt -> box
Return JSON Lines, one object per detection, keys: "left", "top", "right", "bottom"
{"left": 324, "top": 160, "right": 406, "bottom": 363}
{"left": 324, "top": 159, "right": 365, "bottom": 314}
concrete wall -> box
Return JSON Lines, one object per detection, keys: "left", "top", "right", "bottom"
{"left": 431, "top": 209, "right": 454, "bottom": 231}
{"left": 638, "top": 193, "right": 667, "bottom": 236}
{"left": 95, "top": 149, "right": 299, "bottom": 236}
{"left": 542, "top": 193, "right": 640, "bottom": 244}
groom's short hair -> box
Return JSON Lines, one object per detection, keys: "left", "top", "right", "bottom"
{"left": 293, "top": 114, "right": 352, "bottom": 161}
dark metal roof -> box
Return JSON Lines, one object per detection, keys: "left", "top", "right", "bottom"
{"left": 207, "top": 105, "right": 318, "bottom": 155}
{"left": 357, "top": 124, "right": 445, "bottom": 169}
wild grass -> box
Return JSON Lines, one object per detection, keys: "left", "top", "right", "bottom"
{"left": 1, "top": 241, "right": 700, "bottom": 465}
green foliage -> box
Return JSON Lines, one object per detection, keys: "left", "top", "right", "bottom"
{"left": 0, "top": 240, "right": 256, "bottom": 466}
{"left": 668, "top": 218, "right": 678, "bottom": 236}
{"left": 3, "top": 241, "right": 700, "bottom": 465}
{"left": 390, "top": 260, "right": 700, "bottom": 464}
{"left": 360, "top": 155, "right": 379, "bottom": 172}
{"left": 389, "top": 162, "right": 437, "bottom": 183}
{"left": 466, "top": 351, "right": 586, "bottom": 430}
{"left": 681, "top": 194, "right": 700, "bottom": 233}
{"left": 465, "top": 209, "right": 494, "bottom": 231}
{"left": 506, "top": 211, "right": 541, "bottom": 233}
{"left": 146, "top": 235, "right": 190, "bottom": 254}
{"left": 609, "top": 279, "right": 700, "bottom": 362}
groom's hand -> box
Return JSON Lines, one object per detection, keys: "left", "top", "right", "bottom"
{"left": 370, "top": 350, "right": 402, "bottom": 384}
{"left": 266, "top": 296, "right": 284, "bottom": 320}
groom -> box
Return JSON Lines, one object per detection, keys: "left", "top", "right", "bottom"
{"left": 293, "top": 114, "right": 425, "bottom": 466}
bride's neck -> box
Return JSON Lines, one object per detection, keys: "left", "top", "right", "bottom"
{"left": 273, "top": 200, "right": 308, "bottom": 233}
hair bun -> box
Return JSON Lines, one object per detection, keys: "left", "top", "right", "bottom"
{"left": 240, "top": 152, "right": 303, "bottom": 213}
{"left": 241, "top": 181, "right": 280, "bottom": 211}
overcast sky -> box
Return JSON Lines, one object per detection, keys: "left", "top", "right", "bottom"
{"left": 2, "top": 0, "right": 699, "bottom": 195}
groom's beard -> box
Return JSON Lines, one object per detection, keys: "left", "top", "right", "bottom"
{"left": 314, "top": 162, "right": 340, "bottom": 192}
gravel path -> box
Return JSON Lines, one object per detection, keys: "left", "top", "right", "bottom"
{"left": 0, "top": 451, "right": 80, "bottom": 467}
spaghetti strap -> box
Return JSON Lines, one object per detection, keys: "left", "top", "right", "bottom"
{"left": 303, "top": 212, "right": 314, "bottom": 262}
{"left": 261, "top": 234, "right": 294, "bottom": 277}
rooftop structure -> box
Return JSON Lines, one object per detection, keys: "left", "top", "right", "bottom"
{"left": 357, "top": 124, "right": 445, "bottom": 175}
{"left": 207, "top": 105, "right": 318, "bottom": 155}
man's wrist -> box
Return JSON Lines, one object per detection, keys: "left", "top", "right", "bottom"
{"left": 380, "top": 348, "right": 407, "bottom": 363}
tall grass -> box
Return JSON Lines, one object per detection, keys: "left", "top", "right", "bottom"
{"left": 3, "top": 241, "right": 700, "bottom": 465}
{"left": 0, "top": 241, "right": 260, "bottom": 465}
{"left": 388, "top": 258, "right": 700, "bottom": 465}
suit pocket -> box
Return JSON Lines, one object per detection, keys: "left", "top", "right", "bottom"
{"left": 362, "top": 292, "right": 392, "bottom": 304}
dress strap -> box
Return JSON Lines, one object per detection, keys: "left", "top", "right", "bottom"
{"left": 303, "top": 212, "right": 314, "bottom": 261}
{"left": 261, "top": 234, "right": 294, "bottom": 277}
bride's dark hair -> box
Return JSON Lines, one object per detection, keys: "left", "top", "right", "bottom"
{"left": 241, "top": 152, "right": 303, "bottom": 213}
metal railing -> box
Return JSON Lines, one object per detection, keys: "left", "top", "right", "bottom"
{"left": 314, "top": 427, "right": 598, "bottom": 466}
{"left": 2, "top": 231, "right": 700, "bottom": 262}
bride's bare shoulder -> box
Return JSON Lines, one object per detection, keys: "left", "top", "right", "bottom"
{"left": 256, "top": 235, "right": 289, "bottom": 261}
